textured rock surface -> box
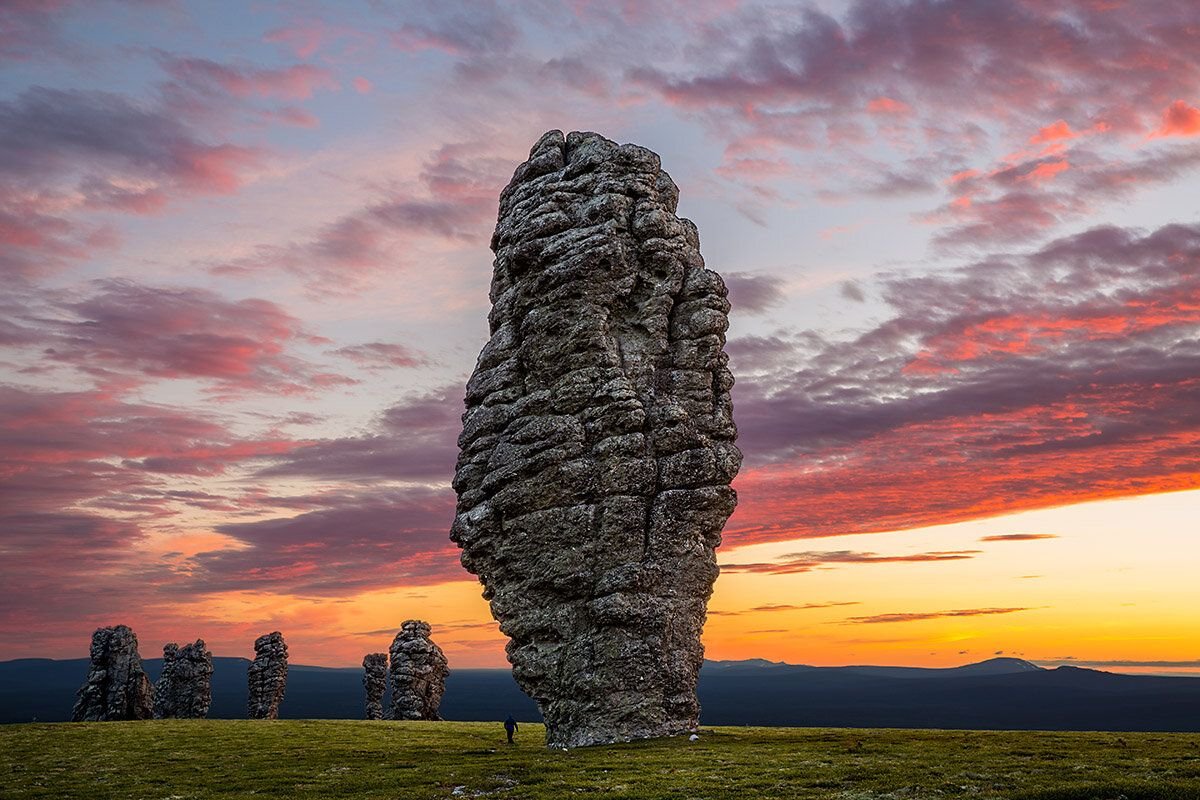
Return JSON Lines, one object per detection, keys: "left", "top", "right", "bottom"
{"left": 247, "top": 631, "right": 288, "bottom": 719}
{"left": 72, "top": 625, "right": 154, "bottom": 722}
{"left": 153, "top": 639, "right": 213, "bottom": 719}
{"left": 362, "top": 652, "right": 388, "bottom": 720}
{"left": 450, "top": 130, "right": 740, "bottom": 747}
{"left": 388, "top": 620, "right": 448, "bottom": 721}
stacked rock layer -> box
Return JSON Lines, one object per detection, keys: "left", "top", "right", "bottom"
{"left": 388, "top": 620, "right": 448, "bottom": 721}
{"left": 154, "top": 639, "right": 213, "bottom": 719}
{"left": 362, "top": 652, "right": 388, "bottom": 720}
{"left": 450, "top": 130, "right": 740, "bottom": 747}
{"left": 72, "top": 625, "right": 154, "bottom": 722}
{"left": 247, "top": 631, "right": 288, "bottom": 719}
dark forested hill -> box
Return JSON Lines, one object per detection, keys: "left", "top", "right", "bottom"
{"left": 4, "top": 656, "right": 1198, "bottom": 731}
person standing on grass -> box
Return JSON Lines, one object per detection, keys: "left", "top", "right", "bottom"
{"left": 503, "top": 714, "right": 518, "bottom": 744}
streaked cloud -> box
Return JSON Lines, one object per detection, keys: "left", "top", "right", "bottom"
{"left": 844, "top": 607, "right": 1035, "bottom": 624}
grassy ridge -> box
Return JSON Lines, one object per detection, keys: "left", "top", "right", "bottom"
{"left": 2, "top": 720, "right": 1199, "bottom": 799}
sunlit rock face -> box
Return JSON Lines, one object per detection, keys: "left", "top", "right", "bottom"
{"left": 72, "top": 624, "right": 154, "bottom": 721}
{"left": 153, "top": 639, "right": 213, "bottom": 719}
{"left": 247, "top": 631, "right": 288, "bottom": 719}
{"left": 388, "top": 620, "right": 448, "bottom": 721}
{"left": 362, "top": 652, "right": 388, "bottom": 721}
{"left": 451, "top": 130, "right": 740, "bottom": 748}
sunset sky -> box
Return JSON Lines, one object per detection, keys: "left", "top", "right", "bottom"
{"left": 2, "top": 0, "right": 1198, "bottom": 676}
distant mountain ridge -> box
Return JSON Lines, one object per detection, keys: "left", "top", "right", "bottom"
{"left": 3, "top": 656, "right": 1197, "bottom": 731}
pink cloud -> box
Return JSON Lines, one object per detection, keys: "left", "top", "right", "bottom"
{"left": 19, "top": 280, "right": 351, "bottom": 395}
{"left": 866, "top": 96, "right": 910, "bottom": 115}
{"left": 332, "top": 342, "right": 424, "bottom": 369}
{"left": 724, "top": 221, "right": 1200, "bottom": 544}
{"left": 1029, "top": 120, "right": 1077, "bottom": 144}
{"left": 353, "top": 76, "right": 373, "bottom": 94}
{"left": 159, "top": 56, "right": 339, "bottom": 100}
{"left": 212, "top": 141, "right": 508, "bottom": 290}
{"left": 1151, "top": 100, "right": 1200, "bottom": 138}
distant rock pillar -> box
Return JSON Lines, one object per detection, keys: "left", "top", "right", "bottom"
{"left": 72, "top": 625, "right": 154, "bottom": 721}
{"left": 155, "top": 639, "right": 213, "bottom": 719}
{"left": 388, "top": 620, "right": 448, "bottom": 720}
{"left": 247, "top": 631, "right": 288, "bottom": 719}
{"left": 363, "top": 652, "right": 388, "bottom": 720}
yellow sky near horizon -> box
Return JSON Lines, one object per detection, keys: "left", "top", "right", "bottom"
{"left": 158, "top": 487, "right": 1196, "bottom": 675}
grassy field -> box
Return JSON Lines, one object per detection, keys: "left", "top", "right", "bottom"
{"left": 2, "top": 720, "right": 1199, "bottom": 799}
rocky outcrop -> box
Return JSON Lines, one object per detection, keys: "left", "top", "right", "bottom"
{"left": 72, "top": 625, "right": 154, "bottom": 721}
{"left": 450, "top": 130, "right": 740, "bottom": 748}
{"left": 388, "top": 621, "right": 448, "bottom": 720}
{"left": 362, "top": 652, "right": 388, "bottom": 720}
{"left": 153, "top": 639, "right": 213, "bottom": 719}
{"left": 247, "top": 631, "right": 288, "bottom": 719}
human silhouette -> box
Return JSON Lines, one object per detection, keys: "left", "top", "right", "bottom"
{"left": 503, "top": 714, "right": 518, "bottom": 744}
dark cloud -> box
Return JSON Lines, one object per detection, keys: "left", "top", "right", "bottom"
{"left": 258, "top": 384, "right": 461, "bottom": 483}
{"left": 629, "top": 1, "right": 1200, "bottom": 243}
{"left": 724, "top": 271, "right": 786, "bottom": 314}
{"left": 723, "top": 549, "right": 980, "bottom": 575}
{"left": 332, "top": 342, "right": 425, "bottom": 370}
{"left": 749, "top": 602, "right": 861, "bottom": 612}
{"left": 0, "top": 86, "right": 262, "bottom": 194}
{"left": 839, "top": 281, "right": 866, "bottom": 302}
{"left": 843, "top": 607, "right": 1034, "bottom": 624}
{"left": 156, "top": 54, "right": 338, "bottom": 100}
{"left": 634, "top": 1, "right": 1200, "bottom": 136}
{"left": 0, "top": 84, "right": 264, "bottom": 282}
{"left": 187, "top": 489, "right": 459, "bottom": 595}
{"left": 980, "top": 534, "right": 1058, "bottom": 542}
{"left": 211, "top": 143, "right": 506, "bottom": 290}
{"left": 726, "top": 221, "right": 1200, "bottom": 543}
{"left": 389, "top": 0, "right": 520, "bottom": 57}
{"left": 33, "top": 279, "right": 351, "bottom": 395}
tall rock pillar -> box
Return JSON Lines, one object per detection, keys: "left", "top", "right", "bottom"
{"left": 450, "top": 130, "right": 740, "bottom": 747}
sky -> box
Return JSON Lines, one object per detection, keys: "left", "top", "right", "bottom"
{"left": 1, "top": 0, "right": 1198, "bottom": 675}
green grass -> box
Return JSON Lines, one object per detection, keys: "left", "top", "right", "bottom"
{"left": 2, "top": 721, "right": 1199, "bottom": 799}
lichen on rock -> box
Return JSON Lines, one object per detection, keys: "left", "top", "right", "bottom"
{"left": 388, "top": 620, "right": 448, "bottom": 721}
{"left": 72, "top": 624, "right": 154, "bottom": 722}
{"left": 450, "top": 130, "right": 740, "bottom": 748}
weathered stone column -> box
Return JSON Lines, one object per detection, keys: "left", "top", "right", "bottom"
{"left": 154, "top": 639, "right": 213, "bottom": 719}
{"left": 72, "top": 625, "right": 154, "bottom": 721}
{"left": 450, "top": 130, "right": 740, "bottom": 747}
{"left": 388, "top": 621, "right": 448, "bottom": 720}
{"left": 247, "top": 631, "right": 288, "bottom": 719}
{"left": 362, "top": 652, "right": 388, "bottom": 720}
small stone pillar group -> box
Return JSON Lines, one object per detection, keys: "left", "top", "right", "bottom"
{"left": 361, "top": 619, "right": 448, "bottom": 721}
{"left": 72, "top": 625, "right": 285, "bottom": 722}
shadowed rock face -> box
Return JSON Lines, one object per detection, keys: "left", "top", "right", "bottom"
{"left": 450, "top": 130, "right": 740, "bottom": 748}
{"left": 247, "top": 631, "right": 288, "bottom": 719}
{"left": 72, "top": 625, "right": 154, "bottom": 722}
{"left": 154, "top": 639, "right": 213, "bottom": 719}
{"left": 388, "top": 620, "right": 448, "bottom": 721}
{"left": 362, "top": 652, "right": 387, "bottom": 720}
